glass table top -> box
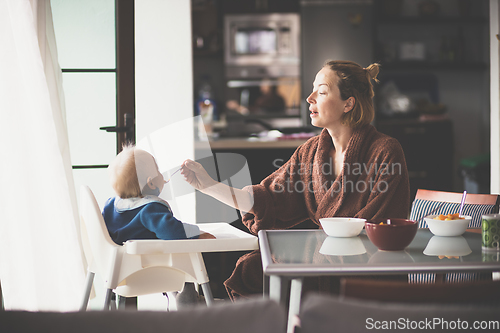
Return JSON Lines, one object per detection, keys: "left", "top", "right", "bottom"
{"left": 259, "top": 229, "right": 500, "bottom": 276}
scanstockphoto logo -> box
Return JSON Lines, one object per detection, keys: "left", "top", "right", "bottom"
{"left": 365, "top": 317, "right": 500, "bottom": 330}
{"left": 271, "top": 159, "right": 402, "bottom": 195}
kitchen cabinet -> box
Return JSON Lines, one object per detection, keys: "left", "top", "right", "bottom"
{"left": 218, "top": 0, "right": 300, "bottom": 14}
{"left": 192, "top": 0, "right": 223, "bottom": 58}
{"left": 372, "top": 0, "right": 489, "bottom": 197}
{"left": 376, "top": 118, "right": 454, "bottom": 202}
{"left": 372, "top": 0, "right": 488, "bottom": 70}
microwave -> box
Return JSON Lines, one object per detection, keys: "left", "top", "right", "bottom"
{"left": 224, "top": 13, "right": 301, "bottom": 79}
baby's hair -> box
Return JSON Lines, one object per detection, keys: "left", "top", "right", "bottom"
{"left": 108, "top": 143, "right": 142, "bottom": 198}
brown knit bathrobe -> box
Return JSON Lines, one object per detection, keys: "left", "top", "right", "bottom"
{"left": 223, "top": 125, "right": 411, "bottom": 299}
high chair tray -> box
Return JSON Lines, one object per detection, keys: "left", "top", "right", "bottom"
{"left": 124, "top": 222, "right": 258, "bottom": 254}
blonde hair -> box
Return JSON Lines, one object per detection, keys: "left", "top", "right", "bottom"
{"left": 323, "top": 60, "right": 380, "bottom": 128}
{"left": 108, "top": 144, "right": 161, "bottom": 198}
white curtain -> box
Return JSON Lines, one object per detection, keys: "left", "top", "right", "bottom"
{"left": 0, "top": 0, "right": 86, "bottom": 311}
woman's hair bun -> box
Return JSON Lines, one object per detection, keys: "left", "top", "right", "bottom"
{"left": 364, "top": 63, "right": 380, "bottom": 83}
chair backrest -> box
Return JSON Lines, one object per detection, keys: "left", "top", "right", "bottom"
{"left": 0, "top": 297, "right": 285, "bottom": 333}
{"left": 79, "top": 185, "right": 121, "bottom": 276}
{"left": 299, "top": 293, "right": 500, "bottom": 333}
{"left": 410, "top": 189, "right": 500, "bottom": 228}
{"left": 339, "top": 278, "right": 500, "bottom": 304}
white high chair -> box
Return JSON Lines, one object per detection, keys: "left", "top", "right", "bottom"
{"left": 79, "top": 185, "right": 214, "bottom": 310}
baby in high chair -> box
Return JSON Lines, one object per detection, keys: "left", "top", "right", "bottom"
{"left": 103, "top": 143, "right": 215, "bottom": 245}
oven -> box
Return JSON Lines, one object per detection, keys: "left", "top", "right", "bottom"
{"left": 224, "top": 13, "right": 301, "bottom": 79}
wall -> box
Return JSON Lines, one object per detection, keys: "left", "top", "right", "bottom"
{"left": 491, "top": 0, "right": 500, "bottom": 194}
{"left": 135, "top": 0, "right": 196, "bottom": 222}
{"left": 438, "top": 71, "right": 490, "bottom": 192}
{"left": 300, "top": 3, "right": 374, "bottom": 119}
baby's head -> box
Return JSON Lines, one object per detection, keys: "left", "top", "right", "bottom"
{"left": 108, "top": 144, "right": 165, "bottom": 198}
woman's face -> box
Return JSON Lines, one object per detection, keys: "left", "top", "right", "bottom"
{"left": 306, "top": 67, "right": 351, "bottom": 129}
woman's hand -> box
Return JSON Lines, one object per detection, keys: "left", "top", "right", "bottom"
{"left": 182, "top": 159, "right": 254, "bottom": 214}
{"left": 181, "top": 159, "right": 217, "bottom": 192}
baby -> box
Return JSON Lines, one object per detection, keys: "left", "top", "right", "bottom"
{"left": 103, "top": 144, "right": 214, "bottom": 245}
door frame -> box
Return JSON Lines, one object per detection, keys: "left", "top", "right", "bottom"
{"left": 116, "top": 0, "right": 136, "bottom": 149}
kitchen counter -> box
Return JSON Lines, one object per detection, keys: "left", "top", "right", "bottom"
{"left": 195, "top": 137, "right": 311, "bottom": 150}
{"left": 194, "top": 133, "right": 317, "bottom": 190}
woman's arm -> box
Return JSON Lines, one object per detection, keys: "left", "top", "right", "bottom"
{"left": 182, "top": 138, "right": 316, "bottom": 234}
{"left": 181, "top": 159, "right": 255, "bottom": 214}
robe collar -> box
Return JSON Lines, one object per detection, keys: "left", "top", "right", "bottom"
{"left": 314, "top": 125, "right": 374, "bottom": 220}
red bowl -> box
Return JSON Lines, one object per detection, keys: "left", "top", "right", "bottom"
{"left": 365, "top": 219, "right": 418, "bottom": 251}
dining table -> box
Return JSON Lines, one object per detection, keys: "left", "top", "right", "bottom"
{"left": 258, "top": 228, "right": 500, "bottom": 333}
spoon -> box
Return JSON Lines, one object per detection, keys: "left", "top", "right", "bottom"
{"left": 458, "top": 190, "right": 467, "bottom": 216}
{"left": 164, "top": 167, "right": 182, "bottom": 184}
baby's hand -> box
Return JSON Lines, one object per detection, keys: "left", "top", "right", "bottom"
{"left": 198, "top": 232, "right": 216, "bottom": 239}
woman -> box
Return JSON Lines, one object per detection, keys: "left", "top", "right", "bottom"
{"left": 182, "top": 60, "right": 410, "bottom": 299}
